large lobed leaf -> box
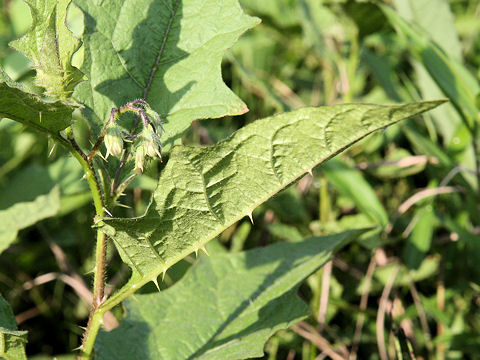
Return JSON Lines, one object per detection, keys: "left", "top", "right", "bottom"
{"left": 10, "top": 0, "right": 83, "bottom": 100}
{"left": 100, "top": 100, "right": 445, "bottom": 298}
{"left": 0, "top": 294, "right": 27, "bottom": 360}
{"left": 73, "top": 0, "right": 259, "bottom": 149}
{"left": 96, "top": 230, "right": 363, "bottom": 359}
{"left": 0, "top": 68, "right": 75, "bottom": 134}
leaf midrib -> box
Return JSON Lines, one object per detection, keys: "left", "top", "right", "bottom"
{"left": 143, "top": 0, "right": 181, "bottom": 99}
{"left": 102, "top": 109, "right": 401, "bottom": 309}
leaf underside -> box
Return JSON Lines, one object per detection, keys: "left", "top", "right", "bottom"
{"left": 101, "top": 100, "right": 446, "bottom": 296}
{"left": 73, "top": 0, "right": 259, "bottom": 149}
{"left": 96, "top": 231, "right": 362, "bottom": 360}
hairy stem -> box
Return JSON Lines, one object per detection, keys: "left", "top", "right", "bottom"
{"left": 63, "top": 128, "right": 107, "bottom": 359}
{"left": 79, "top": 309, "right": 106, "bottom": 360}
{"left": 62, "top": 100, "right": 159, "bottom": 357}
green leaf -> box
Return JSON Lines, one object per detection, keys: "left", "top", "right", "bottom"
{"left": 0, "top": 294, "right": 27, "bottom": 360}
{"left": 403, "top": 205, "right": 435, "bottom": 270}
{"left": 9, "top": 0, "right": 83, "bottom": 100}
{"left": 392, "top": 0, "right": 464, "bottom": 144}
{"left": 0, "top": 165, "right": 61, "bottom": 254}
{"left": 268, "top": 223, "right": 304, "bottom": 242}
{"left": 0, "top": 67, "right": 75, "bottom": 134}
{"left": 392, "top": 0, "right": 462, "bottom": 60}
{"left": 240, "top": 0, "right": 299, "bottom": 28}
{"left": 73, "top": 0, "right": 259, "bottom": 149}
{"left": 380, "top": 5, "right": 479, "bottom": 128}
{"left": 96, "top": 230, "right": 362, "bottom": 360}
{"left": 100, "top": 100, "right": 445, "bottom": 302}
{"left": 322, "top": 159, "right": 388, "bottom": 226}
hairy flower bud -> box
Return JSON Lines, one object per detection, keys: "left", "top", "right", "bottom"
{"left": 145, "top": 107, "right": 164, "bottom": 137}
{"left": 104, "top": 123, "right": 123, "bottom": 158}
{"left": 134, "top": 145, "right": 146, "bottom": 174}
{"left": 142, "top": 127, "right": 162, "bottom": 159}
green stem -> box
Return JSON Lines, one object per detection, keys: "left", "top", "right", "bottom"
{"left": 61, "top": 101, "right": 157, "bottom": 358}
{"left": 78, "top": 309, "right": 106, "bottom": 360}
{"left": 62, "top": 128, "right": 107, "bottom": 359}
{"left": 65, "top": 128, "right": 104, "bottom": 216}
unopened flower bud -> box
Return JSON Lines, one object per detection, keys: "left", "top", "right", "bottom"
{"left": 142, "top": 127, "right": 162, "bottom": 159}
{"left": 145, "top": 107, "right": 164, "bottom": 137}
{"left": 134, "top": 145, "right": 145, "bottom": 174}
{"left": 104, "top": 124, "right": 123, "bottom": 158}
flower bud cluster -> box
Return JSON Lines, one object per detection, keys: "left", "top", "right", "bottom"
{"left": 133, "top": 107, "right": 163, "bottom": 174}
{"left": 103, "top": 101, "right": 164, "bottom": 174}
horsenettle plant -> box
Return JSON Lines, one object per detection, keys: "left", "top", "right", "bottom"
{"left": 0, "top": 0, "right": 446, "bottom": 359}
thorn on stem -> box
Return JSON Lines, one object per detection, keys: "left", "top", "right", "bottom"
{"left": 116, "top": 202, "right": 131, "bottom": 209}
{"left": 248, "top": 212, "right": 254, "bottom": 224}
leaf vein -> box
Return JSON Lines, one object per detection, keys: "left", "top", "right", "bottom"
{"left": 188, "top": 158, "right": 224, "bottom": 225}
{"left": 144, "top": 0, "right": 181, "bottom": 98}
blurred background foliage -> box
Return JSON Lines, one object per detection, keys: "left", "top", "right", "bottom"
{"left": 1, "top": 0, "right": 480, "bottom": 359}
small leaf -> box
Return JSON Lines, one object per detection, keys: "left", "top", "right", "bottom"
{"left": 10, "top": 0, "right": 83, "bottom": 100}
{"left": 0, "top": 294, "right": 28, "bottom": 360}
{"left": 100, "top": 100, "right": 445, "bottom": 300}
{"left": 0, "top": 67, "right": 75, "bottom": 134}
{"left": 95, "top": 230, "right": 363, "bottom": 360}
{"left": 73, "top": 0, "right": 259, "bottom": 150}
